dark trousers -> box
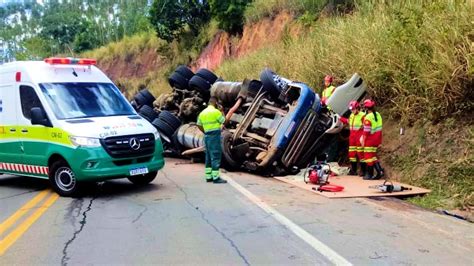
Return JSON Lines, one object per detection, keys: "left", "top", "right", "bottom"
{"left": 204, "top": 130, "right": 222, "bottom": 180}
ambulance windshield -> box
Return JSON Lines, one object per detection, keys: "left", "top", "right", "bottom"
{"left": 39, "top": 83, "right": 135, "bottom": 120}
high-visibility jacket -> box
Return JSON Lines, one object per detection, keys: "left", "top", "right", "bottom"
{"left": 363, "top": 111, "right": 383, "bottom": 146}
{"left": 340, "top": 111, "right": 366, "bottom": 161}
{"left": 321, "top": 85, "right": 336, "bottom": 104}
{"left": 349, "top": 111, "right": 366, "bottom": 140}
{"left": 197, "top": 105, "right": 225, "bottom": 133}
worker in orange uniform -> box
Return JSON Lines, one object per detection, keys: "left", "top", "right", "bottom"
{"left": 360, "top": 99, "right": 384, "bottom": 180}
{"left": 321, "top": 75, "right": 336, "bottom": 106}
{"left": 340, "top": 101, "right": 366, "bottom": 176}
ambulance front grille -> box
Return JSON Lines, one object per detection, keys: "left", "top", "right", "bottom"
{"left": 101, "top": 134, "right": 155, "bottom": 159}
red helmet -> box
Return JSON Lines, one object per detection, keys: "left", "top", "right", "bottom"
{"left": 324, "top": 75, "right": 333, "bottom": 83}
{"left": 348, "top": 100, "right": 359, "bottom": 110}
{"left": 363, "top": 99, "right": 376, "bottom": 108}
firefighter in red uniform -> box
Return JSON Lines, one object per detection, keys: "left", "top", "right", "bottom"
{"left": 321, "top": 75, "right": 336, "bottom": 106}
{"left": 340, "top": 101, "right": 366, "bottom": 176}
{"left": 360, "top": 99, "right": 385, "bottom": 180}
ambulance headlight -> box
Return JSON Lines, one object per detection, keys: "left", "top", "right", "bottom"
{"left": 152, "top": 130, "right": 160, "bottom": 140}
{"left": 70, "top": 136, "right": 101, "bottom": 147}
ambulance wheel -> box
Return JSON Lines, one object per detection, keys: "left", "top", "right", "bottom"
{"left": 128, "top": 171, "right": 157, "bottom": 185}
{"left": 49, "top": 160, "right": 81, "bottom": 197}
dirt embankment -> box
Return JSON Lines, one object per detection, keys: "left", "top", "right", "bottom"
{"left": 97, "top": 48, "right": 166, "bottom": 82}
{"left": 192, "top": 12, "right": 299, "bottom": 71}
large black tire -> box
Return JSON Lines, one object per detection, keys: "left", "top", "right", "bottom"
{"left": 138, "top": 105, "right": 158, "bottom": 122}
{"left": 221, "top": 131, "right": 241, "bottom": 170}
{"left": 189, "top": 75, "right": 211, "bottom": 95}
{"left": 152, "top": 118, "right": 176, "bottom": 139}
{"left": 128, "top": 171, "right": 157, "bottom": 185}
{"left": 196, "top": 68, "right": 218, "bottom": 83}
{"left": 159, "top": 110, "right": 181, "bottom": 130}
{"left": 168, "top": 72, "right": 189, "bottom": 90}
{"left": 260, "top": 68, "right": 284, "bottom": 98}
{"left": 49, "top": 160, "right": 82, "bottom": 197}
{"left": 133, "top": 93, "right": 148, "bottom": 107}
{"left": 175, "top": 65, "right": 194, "bottom": 80}
{"left": 138, "top": 89, "right": 156, "bottom": 106}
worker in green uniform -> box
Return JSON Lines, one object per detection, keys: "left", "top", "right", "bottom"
{"left": 197, "top": 97, "right": 227, "bottom": 184}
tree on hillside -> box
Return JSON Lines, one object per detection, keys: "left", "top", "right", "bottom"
{"left": 149, "top": 0, "right": 210, "bottom": 42}
{"left": 209, "top": 0, "right": 251, "bottom": 33}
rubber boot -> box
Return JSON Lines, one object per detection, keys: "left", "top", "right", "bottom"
{"left": 349, "top": 162, "right": 358, "bottom": 175}
{"left": 213, "top": 177, "right": 228, "bottom": 184}
{"left": 374, "top": 162, "right": 385, "bottom": 180}
{"left": 359, "top": 162, "right": 367, "bottom": 177}
{"left": 363, "top": 165, "right": 374, "bottom": 180}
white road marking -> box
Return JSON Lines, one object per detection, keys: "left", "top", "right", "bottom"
{"left": 223, "top": 174, "right": 352, "bottom": 266}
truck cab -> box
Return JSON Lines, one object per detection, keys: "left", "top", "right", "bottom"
{"left": 0, "top": 58, "right": 164, "bottom": 196}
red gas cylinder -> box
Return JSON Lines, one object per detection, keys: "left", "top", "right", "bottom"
{"left": 308, "top": 169, "right": 319, "bottom": 184}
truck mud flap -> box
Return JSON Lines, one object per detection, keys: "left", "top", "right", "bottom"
{"left": 282, "top": 110, "right": 320, "bottom": 168}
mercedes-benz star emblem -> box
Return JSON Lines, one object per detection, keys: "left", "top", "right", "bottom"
{"left": 129, "top": 138, "right": 141, "bottom": 150}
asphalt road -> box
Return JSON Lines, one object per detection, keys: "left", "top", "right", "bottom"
{"left": 0, "top": 158, "right": 473, "bottom": 265}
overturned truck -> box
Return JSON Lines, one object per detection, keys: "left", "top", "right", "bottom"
{"left": 133, "top": 67, "right": 366, "bottom": 176}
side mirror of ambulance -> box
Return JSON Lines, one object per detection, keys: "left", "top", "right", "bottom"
{"left": 31, "top": 107, "right": 52, "bottom": 127}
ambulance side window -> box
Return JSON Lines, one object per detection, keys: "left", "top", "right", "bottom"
{"left": 20, "top": 85, "right": 43, "bottom": 120}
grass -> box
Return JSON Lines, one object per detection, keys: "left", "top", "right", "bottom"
{"left": 385, "top": 121, "right": 473, "bottom": 210}
{"left": 82, "top": 21, "right": 220, "bottom": 98}
{"left": 220, "top": 0, "right": 474, "bottom": 125}
{"left": 244, "top": 0, "right": 354, "bottom": 24}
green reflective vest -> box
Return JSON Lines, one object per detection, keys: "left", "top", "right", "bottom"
{"left": 364, "top": 112, "right": 383, "bottom": 134}
{"left": 349, "top": 111, "right": 366, "bottom": 131}
{"left": 322, "top": 85, "right": 336, "bottom": 99}
{"left": 197, "top": 105, "right": 225, "bottom": 133}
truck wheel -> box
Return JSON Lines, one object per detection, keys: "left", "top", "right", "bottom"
{"left": 196, "top": 68, "right": 218, "bottom": 84}
{"left": 221, "top": 131, "right": 241, "bottom": 170}
{"left": 152, "top": 118, "right": 176, "bottom": 139}
{"left": 159, "top": 110, "right": 181, "bottom": 130}
{"left": 49, "top": 160, "right": 81, "bottom": 197}
{"left": 175, "top": 65, "right": 194, "bottom": 80}
{"left": 139, "top": 105, "right": 158, "bottom": 122}
{"left": 260, "top": 68, "right": 283, "bottom": 98}
{"left": 138, "top": 89, "right": 156, "bottom": 106}
{"left": 168, "top": 72, "right": 189, "bottom": 90}
{"left": 189, "top": 75, "right": 211, "bottom": 95}
{"left": 128, "top": 171, "right": 157, "bottom": 185}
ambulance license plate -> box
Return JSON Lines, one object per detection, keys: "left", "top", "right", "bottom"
{"left": 129, "top": 167, "right": 149, "bottom": 176}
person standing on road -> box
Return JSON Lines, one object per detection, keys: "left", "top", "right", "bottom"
{"left": 197, "top": 97, "right": 227, "bottom": 184}
{"left": 340, "top": 101, "right": 366, "bottom": 176}
{"left": 321, "top": 75, "right": 336, "bottom": 106}
{"left": 360, "top": 99, "right": 385, "bottom": 180}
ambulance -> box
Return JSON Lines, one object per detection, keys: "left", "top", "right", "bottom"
{"left": 0, "top": 58, "right": 165, "bottom": 196}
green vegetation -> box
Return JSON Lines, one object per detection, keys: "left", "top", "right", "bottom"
{"left": 209, "top": 0, "right": 251, "bottom": 33}
{"left": 245, "top": 0, "right": 353, "bottom": 23}
{"left": 218, "top": 0, "right": 473, "bottom": 125}
{"left": 1, "top": 1, "right": 151, "bottom": 60}
{"left": 149, "top": 0, "right": 211, "bottom": 42}
{"left": 83, "top": 20, "right": 220, "bottom": 97}
{"left": 386, "top": 121, "right": 473, "bottom": 210}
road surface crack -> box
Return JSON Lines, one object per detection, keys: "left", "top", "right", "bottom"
{"left": 61, "top": 197, "right": 95, "bottom": 266}
{"left": 163, "top": 171, "right": 250, "bottom": 266}
{"left": 132, "top": 204, "right": 148, "bottom": 223}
